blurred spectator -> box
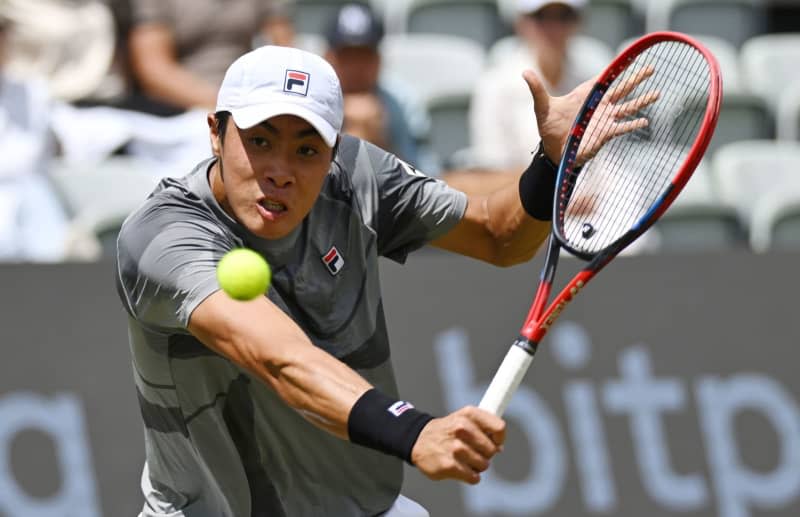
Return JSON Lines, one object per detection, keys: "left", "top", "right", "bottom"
{"left": 0, "top": 16, "right": 69, "bottom": 261}
{"left": 470, "top": 0, "right": 591, "bottom": 170}
{"left": 0, "top": 0, "right": 117, "bottom": 103}
{"left": 324, "top": 3, "right": 421, "bottom": 165}
{"left": 126, "top": 0, "right": 293, "bottom": 115}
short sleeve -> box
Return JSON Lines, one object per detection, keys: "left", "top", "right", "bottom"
{"left": 116, "top": 205, "right": 237, "bottom": 331}
{"left": 366, "top": 144, "right": 467, "bottom": 263}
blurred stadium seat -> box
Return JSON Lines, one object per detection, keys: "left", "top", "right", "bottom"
{"left": 50, "top": 157, "right": 158, "bottom": 259}
{"left": 776, "top": 80, "right": 800, "bottom": 142}
{"left": 380, "top": 33, "right": 486, "bottom": 104}
{"left": 711, "top": 140, "right": 800, "bottom": 227}
{"left": 654, "top": 161, "right": 745, "bottom": 252}
{"left": 702, "top": 93, "right": 775, "bottom": 155}
{"left": 749, "top": 186, "right": 800, "bottom": 253}
{"left": 647, "top": 0, "right": 767, "bottom": 49}
{"left": 424, "top": 91, "right": 472, "bottom": 168}
{"left": 740, "top": 33, "right": 800, "bottom": 112}
{"left": 380, "top": 33, "right": 485, "bottom": 169}
{"left": 583, "top": 0, "right": 645, "bottom": 52}
{"left": 384, "top": 0, "right": 509, "bottom": 49}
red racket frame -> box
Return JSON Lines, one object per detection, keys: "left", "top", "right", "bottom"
{"left": 521, "top": 31, "right": 722, "bottom": 346}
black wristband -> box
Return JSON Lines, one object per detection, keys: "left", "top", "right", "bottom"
{"left": 347, "top": 388, "right": 434, "bottom": 464}
{"left": 519, "top": 142, "right": 558, "bottom": 221}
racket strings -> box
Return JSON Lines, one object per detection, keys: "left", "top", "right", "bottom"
{"left": 596, "top": 48, "right": 698, "bottom": 230}
{"left": 568, "top": 43, "right": 704, "bottom": 238}
{"left": 558, "top": 40, "right": 712, "bottom": 254}
{"left": 565, "top": 43, "right": 708, "bottom": 248}
{"left": 565, "top": 41, "right": 707, "bottom": 240}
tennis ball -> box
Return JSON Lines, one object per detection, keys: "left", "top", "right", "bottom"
{"left": 217, "top": 248, "right": 271, "bottom": 301}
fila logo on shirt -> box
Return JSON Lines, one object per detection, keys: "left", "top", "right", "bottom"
{"left": 284, "top": 70, "right": 310, "bottom": 96}
{"left": 322, "top": 246, "right": 344, "bottom": 275}
{"left": 387, "top": 400, "right": 415, "bottom": 417}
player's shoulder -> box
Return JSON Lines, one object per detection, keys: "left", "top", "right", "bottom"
{"left": 118, "top": 159, "right": 229, "bottom": 259}
{"left": 331, "top": 134, "right": 422, "bottom": 186}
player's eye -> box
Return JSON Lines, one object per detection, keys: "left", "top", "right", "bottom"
{"left": 249, "top": 136, "right": 270, "bottom": 148}
{"left": 297, "top": 145, "right": 318, "bottom": 157}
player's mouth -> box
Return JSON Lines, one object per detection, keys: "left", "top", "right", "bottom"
{"left": 257, "top": 198, "right": 287, "bottom": 221}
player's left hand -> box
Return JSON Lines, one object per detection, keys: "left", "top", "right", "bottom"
{"left": 524, "top": 66, "right": 660, "bottom": 166}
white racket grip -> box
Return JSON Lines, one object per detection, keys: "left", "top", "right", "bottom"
{"left": 479, "top": 343, "right": 535, "bottom": 416}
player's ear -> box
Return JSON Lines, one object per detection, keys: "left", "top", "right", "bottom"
{"left": 208, "top": 113, "right": 223, "bottom": 157}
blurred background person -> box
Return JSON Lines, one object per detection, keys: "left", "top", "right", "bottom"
{"left": 126, "top": 0, "right": 294, "bottom": 116}
{"left": 324, "top": 3, "right": 423, "bottom": 165}
{"left": 470, "top": 0, "right": 592, "bottom": 171}
{"left": 0, "top": 0, "right": 117, "bottom": 104}
{"left": 0, "top": 14, "right": 69, "bottom": 261}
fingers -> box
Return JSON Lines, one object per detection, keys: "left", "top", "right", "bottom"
{"left": 451, "top": 407, "right": 506, "bottom": 470}
{"left": 612, "top": 117, "right": 649, "bottom": 137}
{"left": 412, "top": 407, "right": 507, "bottom": 485}
{"left": 454, "top": 414, "right": 502, "bottom": 459}
{"left": 442, "top": 457, "right": 482, "bottom": 485}
{"left": 607, "top": 65, "right": 655, "bottom": 104}
{"left": 453, "top": 437, "right": 491, "bottom": 474}
{"left": 523, "top": 69, "right": 550, "bottom": 120}
{"left": 466, "top": 406, "right": 506, "bottom": 448}
{"left": 613, "top": 90, "right": 660, "bottom": 120}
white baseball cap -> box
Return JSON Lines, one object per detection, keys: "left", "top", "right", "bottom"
{"left": 216, "top": 46, "right": 344, "bottom": 147}
{"left": 516, "top": 0, "right": 587, "bottom": 15}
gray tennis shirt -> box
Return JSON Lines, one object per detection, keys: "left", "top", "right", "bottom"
{"left": 115, "top": 135, "right": 467, "bottom": 517}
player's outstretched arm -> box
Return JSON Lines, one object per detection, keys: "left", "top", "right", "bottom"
{"left": 189, "top": 291, "right": 506, "bottom": 482}
{"left": 189, "top": 290, "right": 372, "bottom": 439}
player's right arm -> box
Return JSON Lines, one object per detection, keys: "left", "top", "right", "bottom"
{"left": 188, "top": 290, "right": 372, "bottom": 439}
{"left": 188, "top": 291, "right": 505, "bottom": 484}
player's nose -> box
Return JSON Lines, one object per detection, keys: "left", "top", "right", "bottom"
{"left": 263, "top": 160, "right": 295, "bottom": 188}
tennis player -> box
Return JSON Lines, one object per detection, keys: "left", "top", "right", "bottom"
{"left": 115, "top": 45, "right": 639, "bottom": 516}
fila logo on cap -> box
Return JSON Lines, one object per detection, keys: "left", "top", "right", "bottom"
{"left": 284, "top": 70, "right": 310, "bottom": 96}
{"left": 322, "top": 246, "right": 344, "bottom": 275}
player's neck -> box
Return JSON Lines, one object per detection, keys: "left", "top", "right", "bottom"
{"left": 209, "top": 160, "right": 235, "bottom": 219}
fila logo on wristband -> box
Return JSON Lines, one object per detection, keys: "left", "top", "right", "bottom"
{"left": 322, "top": 246, "right": 344, "bottom": 275}
{"left": 388, "top": 400, "right": 414, "bottom": 417}
{"left": 284, "top": 70, "right": 310, "bottom": 96}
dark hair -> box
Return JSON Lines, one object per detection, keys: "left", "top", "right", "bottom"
{"left": 215, "top": 111, "right": 232, "bottom": 143}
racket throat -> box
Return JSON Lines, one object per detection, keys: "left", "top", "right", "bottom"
{"left": 514, "top": 337, "right": 539, "bottom": 356}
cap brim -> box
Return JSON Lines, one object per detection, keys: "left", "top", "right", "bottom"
{"left": 229, "top": 103, "right": 339, "bottom": 147}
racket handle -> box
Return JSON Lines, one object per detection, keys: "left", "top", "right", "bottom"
{"left": 478, "top": 339, "right": 538, "bottom": 417}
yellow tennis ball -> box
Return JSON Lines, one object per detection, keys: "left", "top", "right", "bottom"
{"left": 217, "top": 248, "right": 271, "bottom": 301}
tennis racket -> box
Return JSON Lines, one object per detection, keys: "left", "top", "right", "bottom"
{"left": 479, "top": 31, "right": 722, "bottom": 416}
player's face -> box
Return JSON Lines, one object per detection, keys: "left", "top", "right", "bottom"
{"left": 210, "top": 114, "right": 334, "bottom": 240}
